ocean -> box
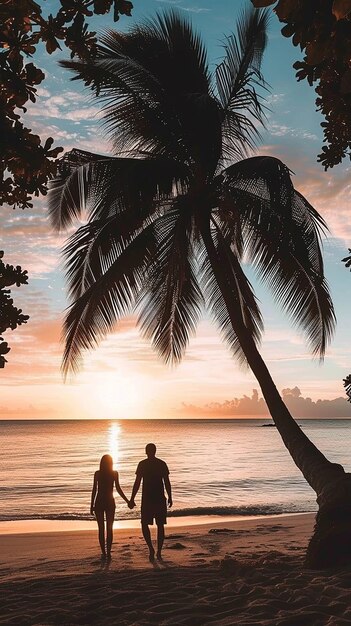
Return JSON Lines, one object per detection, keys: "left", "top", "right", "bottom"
{"left": 1, "top": 419, "right": 350, "bottom": 523}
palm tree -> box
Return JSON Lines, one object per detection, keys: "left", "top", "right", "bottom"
{"left": 49, "top": 8, "right": 351, "bottom": 568}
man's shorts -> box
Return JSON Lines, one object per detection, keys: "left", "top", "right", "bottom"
{"left": 141, "top": 497, "right": 167, "bottom": 525}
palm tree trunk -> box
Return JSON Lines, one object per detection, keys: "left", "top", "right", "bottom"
{"left": 202, "top": 223, "right": 351, "bottom": 568}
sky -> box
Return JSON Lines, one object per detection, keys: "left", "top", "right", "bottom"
{"left": 1, "top": 0, "right": 351, "bottom": 419}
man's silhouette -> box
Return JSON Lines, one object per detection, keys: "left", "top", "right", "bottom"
{"left": 130, "top": 443, "right": 172, "bottom": 562}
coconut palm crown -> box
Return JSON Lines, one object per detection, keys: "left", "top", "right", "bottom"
{"left": 49, "top": 8, "right": 334, "bottom": 376}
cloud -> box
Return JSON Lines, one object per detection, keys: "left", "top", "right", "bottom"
{"left": 180, "top": 387, "right": 351, "bottom": 417}
{"left": 155, "top": 0, "right": 211, "bottom": 12}
{"left": 265, "top": 93, "right": 285, "bottom": 107}
{"left": 267, "top": 120, "right": 318, "bottom": 142}
{"left": 181, "top": 6, "right": 211, "bottom": 12}
{"left": 27, "top": 89, "right": 102, "bottom": 123}
{"left": 1, "top": 210, "right": 65, "bottom": 278}
{"left": 0, "top": 403, "right": 58, "bottom": 417}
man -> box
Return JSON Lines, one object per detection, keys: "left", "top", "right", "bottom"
{"left": 129, "top": 443, "right": 172, "bottom": 562}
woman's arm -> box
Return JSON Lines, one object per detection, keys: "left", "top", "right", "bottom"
{"left": 90, "top": 471, "right": 98, "bottom": 515}
{"left": 114, "top": 471, "right": 129, "bottom": 505}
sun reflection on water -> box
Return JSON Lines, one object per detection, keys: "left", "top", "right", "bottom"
{"left": 108, "top": 422, "right": 121, "bottom": 467}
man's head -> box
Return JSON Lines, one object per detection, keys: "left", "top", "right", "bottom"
{"left": 145, "top": 443, "right": 156, "bottom": 458}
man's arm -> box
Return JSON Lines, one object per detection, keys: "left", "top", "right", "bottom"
{"left": 164, "top": 475, "right": 172, "bottom": 508}
{"left": 129, "top": 475, "right": 142, "bottom": 508}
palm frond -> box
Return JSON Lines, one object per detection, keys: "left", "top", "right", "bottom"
{"left": 61, "top": 40, "right": 172, "bottom": 159}
{"left": 199, "top": 223, "right": 263, "bottom": 367}
{"left": 216, "top": 6, "right": 269, "bottom": 159}
{"left": 222, "top": 156, "right": 295, "bottom": 216}
{"left": 61, "top": 12, "right": 222, "bottom": 172}
{"left": 220, "top": 159, "right": 335, "bottom": 357}
{"left": 49, "top": 148, "right": 189, "bottom": 231}
{"left": 63, "top": 211, "right": 149, "bottom": 301}
{"left": 138, "top": 203, "right": 204, "bottom": 364}
{"left": 246, "top": 223, "right": 335, "bottom": 358}
{"left": 48, "top": 149, "right": 110, "bottom": 231}
{"left": 62, "top": 224, "right": 156, "bottom": 376}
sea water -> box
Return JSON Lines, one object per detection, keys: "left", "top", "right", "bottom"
{"left": 1, "top": 419, "right": 350, "bottom": 523}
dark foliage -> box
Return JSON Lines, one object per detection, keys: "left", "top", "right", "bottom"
{"left": 341, "top": 250, "right": 351, "bottom": 402}
{"left": 251, "top": 0, "right": 351, "bottom": 169}
{"left": 0, "top": 0, "right": 133, "bottom": 367}
{"left": 1, "top": 0, "right": 133, "bottom": 210}
{"left": 0, "top": 251, "right": 29, "bottom": 368}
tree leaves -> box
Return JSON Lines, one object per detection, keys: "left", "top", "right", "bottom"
{"left": 0, "top": 251, "right": 29, "bottom": 369}
{"left": 332, "top": 0, "right": 351, "bottom": 20}
{"left": 251, "top": 0, "right": 351, "bottom": 169}
{"left": 1, "top": 0, "right": 134, "bottom": 210}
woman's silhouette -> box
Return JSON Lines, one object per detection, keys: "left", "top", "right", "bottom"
{"left": 90, "top": 454, "right": 129, "bottom": 558}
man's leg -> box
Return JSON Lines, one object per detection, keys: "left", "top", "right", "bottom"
{"left": 142, "top": 521, "right": 155, "bottom": 562}
{"left": 156, "top": 523, "right": 164, "bottom": 560}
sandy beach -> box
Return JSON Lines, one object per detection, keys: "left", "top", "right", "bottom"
{"left": 2, "top": 513, "right": 351, "bottom": 625}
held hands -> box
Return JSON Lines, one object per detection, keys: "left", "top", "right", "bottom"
{"left": 128, "top": 499, "right": 136, "bottom": 509}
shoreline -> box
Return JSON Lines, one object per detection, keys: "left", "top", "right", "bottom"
{"left": 0, "top": 510, "right": 315, "bottom": 535}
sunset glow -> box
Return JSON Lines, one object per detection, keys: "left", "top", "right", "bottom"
{"left": 82, "top": 374, "right": 147, "bottom": 420}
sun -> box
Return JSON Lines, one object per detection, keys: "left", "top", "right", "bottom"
{"left": 82, "top": 373, "right": 146, "bottom": 419}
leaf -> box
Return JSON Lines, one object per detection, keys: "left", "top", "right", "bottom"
{"left": 281, "top": 23, "right": 295, "bottom": 38}
{"left": 138, "top": 204, "right": 204, "bottom": 364}
{"left": 305, "top": 41, "right": 327, "bottom": 66}
{"left": 275, "top": 0, "right": 301, "bottom": 21}
{"left": 0, "top": 341, "right": 10, "bottom": 356}
{"left": 332, "top": 0, "right": 351, "bottom": 19}
{"left": 216, "top": 6, "right": 269, "bottom": 159}
{"left": 341, "top": 68, "right": 351, "bottom": 94}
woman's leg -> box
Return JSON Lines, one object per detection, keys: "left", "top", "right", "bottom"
{"left": 95, "top": 508, "right": 106, "bottom": 556}
{"left": 106, "top": 504, "right": 115, "bottom": 557}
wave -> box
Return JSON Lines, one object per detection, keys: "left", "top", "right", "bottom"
{"left": 0, "top": 503, "right": 315, "bottom": 523}
{"left": 168, "top": 505, "right": 299, "bottom": 517}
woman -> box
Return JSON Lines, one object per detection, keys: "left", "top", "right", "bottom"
{"left": 90, "top": 454, "right": 129, "bottom": 558}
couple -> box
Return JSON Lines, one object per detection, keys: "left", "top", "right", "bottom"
{"left": 90, "top": 443, "right": 172, "bottom": 561}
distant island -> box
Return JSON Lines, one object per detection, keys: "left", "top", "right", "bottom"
{"left": 180, "top": 387, "right": 351, "bottom": 418}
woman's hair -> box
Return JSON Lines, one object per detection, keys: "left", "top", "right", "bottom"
{"left": 99, "top": 454, "right": 113, "bottom": 473}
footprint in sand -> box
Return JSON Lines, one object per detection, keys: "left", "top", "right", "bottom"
{"left": 209, "top": 528, "right": 237, "bottom": 534}
{"left": 166, "top": 542, "right": 187, "bottom": 550}
{"left": 167, "top": 534, "right": 186, "bottom": 540}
